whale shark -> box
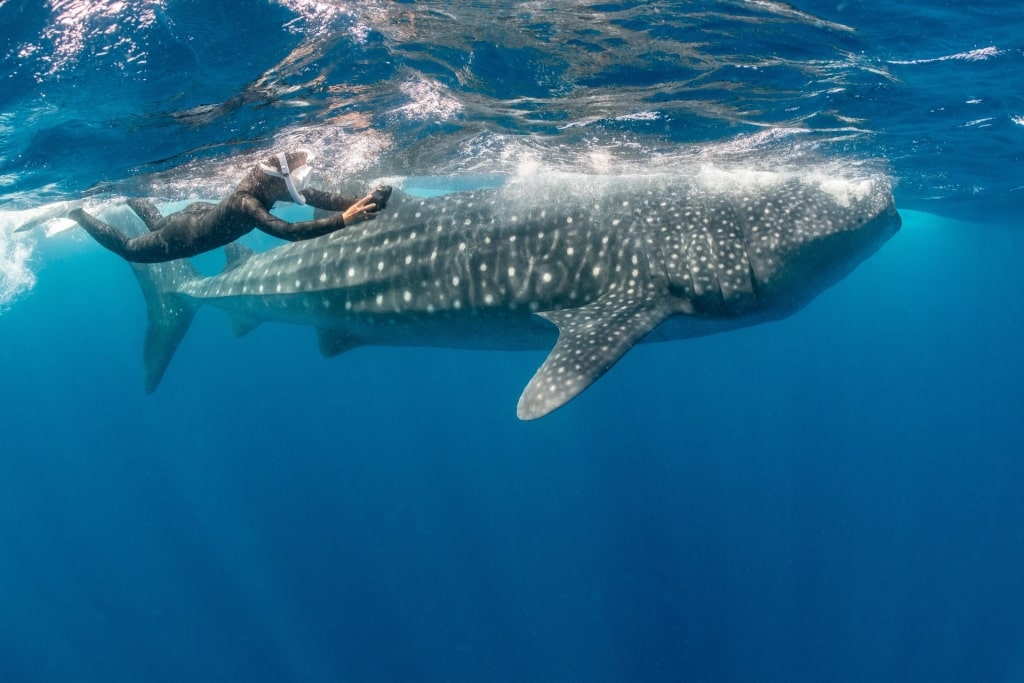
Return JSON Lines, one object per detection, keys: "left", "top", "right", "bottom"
{"left": 127, "top": 168, "right": 901, "bottom": 419}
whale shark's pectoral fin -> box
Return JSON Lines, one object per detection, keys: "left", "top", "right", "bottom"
{"left": 317, "top": 329, "right": 363, "bottom": 358}
{"left": 227, "top": 312, "right": 262, "bottom": 338}
{"left": 518, "top": 294, "right": 675, "bottom": 420}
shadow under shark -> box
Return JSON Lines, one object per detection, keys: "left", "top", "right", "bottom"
{"left": 128, "top": 169, "right": 901, "bottom": 419}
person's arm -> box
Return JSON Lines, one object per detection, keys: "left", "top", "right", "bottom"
{"left": 299, "top": 188, "right": 361, "bottom": 212}
{"left": 244, "top": 194, "right": 378, "bottom": 242}
{"left": 239, "top": 194, "right": 344, "bottom": 241}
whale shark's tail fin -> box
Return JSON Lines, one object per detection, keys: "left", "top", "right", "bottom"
{"left": 130, "top": 259, "right": 201, "bottom": 393}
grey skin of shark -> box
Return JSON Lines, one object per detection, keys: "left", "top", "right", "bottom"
{"left": 128, "top": 169, "right": 901, "bottom": 420}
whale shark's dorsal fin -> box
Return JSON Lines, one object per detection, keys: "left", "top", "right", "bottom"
{"left": 223, "top": 242, "right": 255, "bottom": 273}
{"left": 517, "top": 293, "right": 676, "bottom": 420}
{"left": 222, "top": 244, "right": 261, "bottom": 336}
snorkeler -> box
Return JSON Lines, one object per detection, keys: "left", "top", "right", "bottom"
{"left": 67, "top": 151, "right": 392, "bottom": 264}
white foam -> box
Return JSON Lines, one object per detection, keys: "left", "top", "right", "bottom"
{"left": 0, "top": 201, "right": 86, "bottom": 311}
{"left": 817, "top": 177, "right": 875, "bottom": 206}
{"left": 696, "top": 165, "right": 784, "bottom": 190}
{"left": 889, "top": 46, "right": 1001, "bottom": 66}
{"left": 691, "top": 164, "right": 888, "bottom": 210}
{"left": 0, "top": 227, "right": 36, "bottom": 313}
{"left": 393, "top": 78, "right": 463, "bottom": 122}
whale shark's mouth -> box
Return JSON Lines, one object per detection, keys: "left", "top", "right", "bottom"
{"left": 752, "top": 198, "right": 901, "bottom": 316}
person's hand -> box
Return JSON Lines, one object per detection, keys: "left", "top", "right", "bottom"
{"left": 342, "top": 194, "right": 379, "bottom": 224}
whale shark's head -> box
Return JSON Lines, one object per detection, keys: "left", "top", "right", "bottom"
{"left": 743, "top": 175, "right": 901, "bottom": 315}
{"left": 654, "top": 171, "right": 900, "bottom": 320}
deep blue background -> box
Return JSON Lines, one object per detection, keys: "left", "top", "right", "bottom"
{"left": 3, "top": 1, "right": 1024, "bottom": 681}
{"left": 2, "top": 211, "right": 1023, "bottom": 682}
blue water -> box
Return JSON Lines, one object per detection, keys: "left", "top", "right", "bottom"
{"left": 2, "top": 2, "right": 1023, "bottom": 682}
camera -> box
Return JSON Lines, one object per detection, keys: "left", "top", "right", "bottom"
{"left": 371, "top": 185, "right": 393, "bottom": 211}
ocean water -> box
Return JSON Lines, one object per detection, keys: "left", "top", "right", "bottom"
{"left": 1, "top": 2, "right": 1023, "bottom": 682}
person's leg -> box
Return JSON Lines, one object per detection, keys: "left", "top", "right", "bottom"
{"left": 68, "top": 208, "right": 176, "bottom": 263}
{"left": 68, "top": 208, "right": 133, "bottom": 257}
{"left": 125, "top": 198, "right": 165, "bottom": 232}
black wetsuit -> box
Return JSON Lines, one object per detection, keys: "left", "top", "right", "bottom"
{"left": 69, "top": 166, "right": 360, "bottom": 263}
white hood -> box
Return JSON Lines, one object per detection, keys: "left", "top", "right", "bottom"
{"left": 259, "top": 151, "right": 314, "bottom": 204}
